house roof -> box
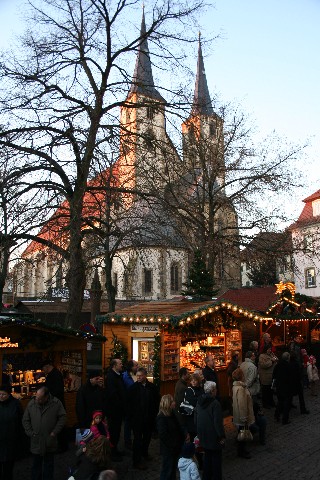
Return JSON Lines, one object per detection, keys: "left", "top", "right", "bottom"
{"left": 290, "top": 188, "right": 320, "bottom": 229}
{"left": 216, "top": 286, "right": 277, "bottom": 312}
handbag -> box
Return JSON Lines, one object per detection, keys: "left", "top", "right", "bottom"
{"left": 237, "top": 423, "right": 253, "bottom": 442}
{"left": 178, "top": 387, "right": 195, "bottom": 415}
{"left": 178, "top": 398, "right": 194, "bottom": 415}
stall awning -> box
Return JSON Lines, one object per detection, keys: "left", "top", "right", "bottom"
{"left": 97, "top": 298, "right": 266, "bottom": 329}
{"left": 0, "top": 316, "right": 106, "bottom": 341}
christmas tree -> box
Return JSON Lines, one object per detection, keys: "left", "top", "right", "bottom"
{"left": 182, "top": 250, "right": 217, "bottom": 299}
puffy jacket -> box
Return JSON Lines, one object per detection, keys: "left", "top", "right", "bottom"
{"left": 307, "top": 363, "right": 319, "bottom": 382}
{"left": 22, "top": 394, "right": 66, "bottom": 455}
{"left": 178, "top": 457, "right": 201, "bottom": 480}
{"left": 232, "top": 381, "right": 255, "bottom": 427}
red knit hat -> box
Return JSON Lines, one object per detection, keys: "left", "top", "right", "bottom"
{"left": 92, "top": 410, "right": 103, "bottom": 420}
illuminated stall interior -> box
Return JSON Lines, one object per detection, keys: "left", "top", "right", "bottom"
{"left": 98, "top": 298, "right": 265, "bottom": 397}
{"left": 0, "top": 316, "right": 105, "bottom": 426}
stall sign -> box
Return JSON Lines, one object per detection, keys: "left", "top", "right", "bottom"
{"left": 0, "top": 337, "right": 19, "bottom": 348}
{"left": 131, "top": 325, "right": 159, "bottom": 333}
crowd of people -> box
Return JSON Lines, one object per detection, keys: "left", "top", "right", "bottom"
{"left": 0, "top": 333, "right": 318, "bottom": 480}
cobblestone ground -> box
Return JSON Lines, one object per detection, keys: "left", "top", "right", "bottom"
{"left": 14, "top": 388, "right": 320, "bottom": 480}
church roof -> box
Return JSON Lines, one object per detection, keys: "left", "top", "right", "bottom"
{"left": 116, "top": 199, "right": 188, "bottom": 250}
{"left": 128, "top": 10, "right": 165, "bottom": 102}
{"left": 191, "top": 39, "right": 214, "bottom": 116}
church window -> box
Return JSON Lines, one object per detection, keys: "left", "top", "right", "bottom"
{"left": 146, "top": 106, "right": 154, "bottom": 120}
{"left": 209, "top": 121, "right": 216, "bottom": 137}
{"left": 305, "top": 267, "right": 316, "bottom": 288}
{"left": 170, "top": 263, "right": 180, "bottom": 293}
{"left": 144, "top": 269, "right": 153, "bottom": 294}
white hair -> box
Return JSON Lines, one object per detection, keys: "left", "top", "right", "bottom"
{"left": 204, "top": 381, "right": 216, "bottom": 394}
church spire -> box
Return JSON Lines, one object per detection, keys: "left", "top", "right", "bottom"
{"left": 191, "top": 35, "right": 213, "bottom": 116}
{"left": 129, "top": 9, "right": 165, "bottom": 102}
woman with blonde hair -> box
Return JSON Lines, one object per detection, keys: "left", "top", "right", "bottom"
{"left": 157, "top": 394, "right": 186, "bottom": 480}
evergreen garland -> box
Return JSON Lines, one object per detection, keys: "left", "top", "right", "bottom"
{"left": 182, "top": 249, "right": 218, "bottom": 299}
{"left": 109, "top": 331, "right": 128, "bottom": 364}
{"left": 152, "top": 333, "right": 161, "bottom": 390}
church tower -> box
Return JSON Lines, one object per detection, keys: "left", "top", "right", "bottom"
{"left": 182, "top": 39, "right": 240, "bottom": 290}
{"left": 182, "top": 37, "right": 225, "bottom": 189}
{"left": 118, "top": 10, "right": 177, "bottom": 206}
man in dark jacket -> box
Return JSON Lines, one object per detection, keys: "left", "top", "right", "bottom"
{"left": 42, "top": 360, "right": 65, "bottom": 406}
{"left": 273, "top": 351, "right": 293, "bottom": 424}
{"left": 195, "top": 381, "right": 225, "bottom": 480}
{"left": 203, "top": 355, "right": 220, "bottom": 399}
{"left": 0, "top": 384, "right": 24, "bottom": 480}
{"left": 22, "top": 386, "right": 66, "bottom": 480}
{"left": 105, "top": 359, "right": 126, "bottom": 460}
{"left": 127, "top": 367, "right": 160, "bottom": 470}
{"left": 42, "top": 360, "right": 68, "bottom": 452}
{"left": 174, "top": 367, "right": 190, "bottom": 425}
{"left": 76, "top": 371, "right": 107, "bottom": 430}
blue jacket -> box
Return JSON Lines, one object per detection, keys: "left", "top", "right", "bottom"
{"left": 122, "top": 371, "right": 135, "bottom": 389}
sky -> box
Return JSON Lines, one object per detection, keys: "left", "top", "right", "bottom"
{"left": 0, "top": 0, "right": 319, "bottom": 224}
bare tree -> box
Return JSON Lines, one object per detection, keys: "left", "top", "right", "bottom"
{"left": 160, "top": 100, "right": 305, "bottom": 290}
{"left": 0, "top": 0, "right": 204, "bottom": 327}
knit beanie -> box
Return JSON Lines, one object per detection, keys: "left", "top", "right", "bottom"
{"left": 81, "top": 429, "right": 94, "bottom": 443}
{"left": 92, "top": 410, "right": 103, "bottom": 420}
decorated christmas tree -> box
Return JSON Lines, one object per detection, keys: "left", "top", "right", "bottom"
{"left": 182, "top": 250, "right": 217, "bottom": 299}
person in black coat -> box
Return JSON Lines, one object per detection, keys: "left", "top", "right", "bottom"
{"left": 202, "top": 355, "right": 220, "bottom": 398}
{"left": 76, "top": 372, "right": 107, "bottom": 430}
{"left": 105, "top": 359, "right": 126, "bottom": 460}
{"left": 273, "top": 352, "right": 293, "bottom": 424}
{"left": 157, "top": 394, "right": 186, "bottom": 480}
{"left": 195, "top": 381, "right": 225, "bottom": 480}
{"left": 42, "top": 360, "right": 65, "bottom": 406}
{"left": 0, "top": 384, "right": 24, "bottom": 480}
{"left": 127, "top": 367, "right": 160, "bottom": 469}
{"left": 42, "top": 360, "right": 68, "bottom": 452}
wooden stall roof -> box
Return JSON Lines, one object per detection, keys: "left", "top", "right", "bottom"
{"left": 97, "top": 297, "right": 266, "bottom": 328}
{"left": 0, "top": 316, "right": 106, "bottom": 341}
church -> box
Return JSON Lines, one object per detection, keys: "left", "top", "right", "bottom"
{"left": 13, "top": 12, "right": 241, "bottom": 304}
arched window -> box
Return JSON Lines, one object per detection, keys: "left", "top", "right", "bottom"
{"left": 170, "top": 263, "right": 180, "bottom": 293}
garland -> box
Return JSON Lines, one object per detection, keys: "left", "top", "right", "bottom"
{"left": 152, "top": 333, "right": 161, "bottom": 390}
{"left": 109, "top": 330, "right": 128, "bottom": 365}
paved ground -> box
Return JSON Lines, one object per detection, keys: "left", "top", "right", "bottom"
{"left": 14, "top": 387, "right": 320, "bottom": 480}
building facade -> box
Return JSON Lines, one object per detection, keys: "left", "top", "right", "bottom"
{"left": 12, "top": 13, "right": 241, "bottom": 304}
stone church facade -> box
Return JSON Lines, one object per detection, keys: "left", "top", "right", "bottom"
{"left": 14, "top": 13, "right": 241, "bottom": 303}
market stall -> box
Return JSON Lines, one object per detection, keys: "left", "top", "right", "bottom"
{"left": 262, "top": 282, "right": 320, "bottom": 352}
{"left": 97, "top": 298, "right": 265, "bottom": 398}
{"left": 0, "top": 316, "right": 105, "bottom": 427}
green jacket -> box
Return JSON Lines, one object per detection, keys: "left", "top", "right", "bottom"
{"left": 22, "top": 394, "right": 66, "bottom": 455}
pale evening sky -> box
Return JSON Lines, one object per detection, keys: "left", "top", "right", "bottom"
{"left": 0, "top": 0, "right": 319, "bottom": 224}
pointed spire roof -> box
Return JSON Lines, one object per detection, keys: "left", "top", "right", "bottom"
{"left": 129, "top": 10, "right": 165, "bottom": 102}
{"left": 191, "top": 37, "right": 214, "bottom": 116}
